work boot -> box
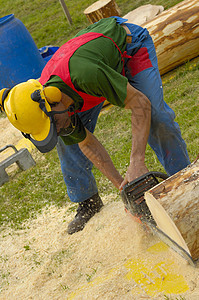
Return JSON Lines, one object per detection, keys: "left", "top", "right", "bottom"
{"left": 67, "top": 193, "right": 104, "bottom": 235}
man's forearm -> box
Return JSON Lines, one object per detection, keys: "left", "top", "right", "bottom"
{"left": 79, "top": 129, "right": 123, "bottom": 189}
{"left": 129, "top": 93, "right": 151, "bottom": 163}
{"left": 121, "top": 83, "right": 151, "bottom": 186}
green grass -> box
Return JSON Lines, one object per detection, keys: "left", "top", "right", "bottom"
{"left": 0, "top": 0, "right": 198, "bottom": 230}
{"left": 162, "top": 60, "right": 199, "bottom": 159}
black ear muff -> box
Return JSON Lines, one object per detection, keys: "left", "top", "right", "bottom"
{"left": 31, "top": 89, "right": 42, "bottom": 102}
{"left": 0, "top": 88, "right": 11, "bottom": 111}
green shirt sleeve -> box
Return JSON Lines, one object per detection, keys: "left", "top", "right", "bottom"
{"left": 60, "top": 114, "right": 86, "bottom": 145}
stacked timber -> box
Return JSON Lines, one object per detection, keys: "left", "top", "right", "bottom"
{"left": 84, "top": 0, "right": 199, "bottom": 75}
{"left": 142, "top": 0, "right": 199, "bottom": 75}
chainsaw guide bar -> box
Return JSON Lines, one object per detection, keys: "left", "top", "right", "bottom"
{"left": 121, "top": 172, "right": 195, "bottom": 266}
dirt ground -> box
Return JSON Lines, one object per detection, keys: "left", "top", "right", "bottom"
{"left": 0, "top": 117, "right": 22, "bottom": 157}
{"left": 0, "top": 117, "right": 199, "bottom": 299}
{"left": 0, "top": 117, "right": 35, "bottom": 173}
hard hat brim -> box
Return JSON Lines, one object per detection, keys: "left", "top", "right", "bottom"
{"left": 29, "top": 121, "right": 58, "bottom": 153}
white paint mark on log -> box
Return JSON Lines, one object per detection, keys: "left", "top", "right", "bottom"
{"left": 193, "top": 27, "right": 199, "bottom": 34}
{"left": 163, "top": 21, "right": 183, "bottom": 36}
{"left": 187, "top": 15, "right": 198, "bottom": 23}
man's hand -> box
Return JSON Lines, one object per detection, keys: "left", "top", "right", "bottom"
{"left": 119, "top": 161, "right": 149, "bottom": 190}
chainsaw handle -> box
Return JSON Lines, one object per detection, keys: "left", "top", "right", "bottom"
{"left": 121, "top": 171, "right": 168, "bottom": 191}
{"left": 149, "top": 171, "right": 169, "bottom": 181}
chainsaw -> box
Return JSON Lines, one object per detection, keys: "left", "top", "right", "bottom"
{"left": 121, "top": 171, "right": 195, "bottom": 266}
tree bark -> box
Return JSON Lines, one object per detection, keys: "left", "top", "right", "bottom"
{"left": 84, "top": 0, "right": 120, "bottom": 24}
{"left": 145, "top": 160, "right": 199, "bottom": 261}
{"left": 142, "top": 0, "right": 199, "bottom": 75}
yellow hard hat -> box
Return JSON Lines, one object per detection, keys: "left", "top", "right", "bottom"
{"left": 0, "top": 80, "right": 60, "bottom": 153}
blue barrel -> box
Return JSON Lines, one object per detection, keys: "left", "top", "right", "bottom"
{"left": 0, "top": 14, "right": 46, "bottom": 89}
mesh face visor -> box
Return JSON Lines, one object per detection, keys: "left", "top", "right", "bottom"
{"left": 57, "top": 106, "right": 77, "bottom": 137}
{"left": 23, "top": 90, "right": 77, "bottom": 153}
{"left": 22, "top": 121, "right": 58, "bottom": 153}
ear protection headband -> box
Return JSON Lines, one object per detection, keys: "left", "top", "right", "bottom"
{"left": 31, "top": 89, "right": 75, "bottom": 120}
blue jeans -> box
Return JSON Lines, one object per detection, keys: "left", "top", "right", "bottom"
{"left": 123, "top": 21, "right": 190, "bottom": 175}
{"left": 57, "top": 102, "right": 104, "bottom": 202}
{"left": 57, "top": 19, "right": 190, "bottom": 203}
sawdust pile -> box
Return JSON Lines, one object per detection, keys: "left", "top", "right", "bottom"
{"left": 0, "top": 116, "right": 199, "bottom": 299}
{"left": 0, "top": 198, "right": 199, "bottom": 299}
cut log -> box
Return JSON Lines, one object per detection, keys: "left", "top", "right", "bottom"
{"left": 84, "top": 0, "right": 120, "bottom": 24}
{"left": 145, "top": 160, "right": 199, "bottom": 261}
{"left": 123, "top": 4, "right": 164, "bottom": 26}
{"left": 141, "top": 0, "right": 199, "bottom": 75}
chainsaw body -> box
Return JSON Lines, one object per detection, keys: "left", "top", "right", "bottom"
{"left": 121, "top": 172, "right": 168, "bottom": 227}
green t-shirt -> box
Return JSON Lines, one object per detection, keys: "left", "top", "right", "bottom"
{"left": 45, "top": 17, "right": 128, "bottom": 145}
{"left": 70, "top": 17, "right": 128, "bottom": 107}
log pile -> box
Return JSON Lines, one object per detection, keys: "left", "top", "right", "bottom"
{"left": 84, "top": 0, "right": 199, "bottom": 75}
{"left": 142, "top": 0, "right": 199, "bottom": 75}
{"left": 145, "top": 160, "right": 199, "bottom": 261}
